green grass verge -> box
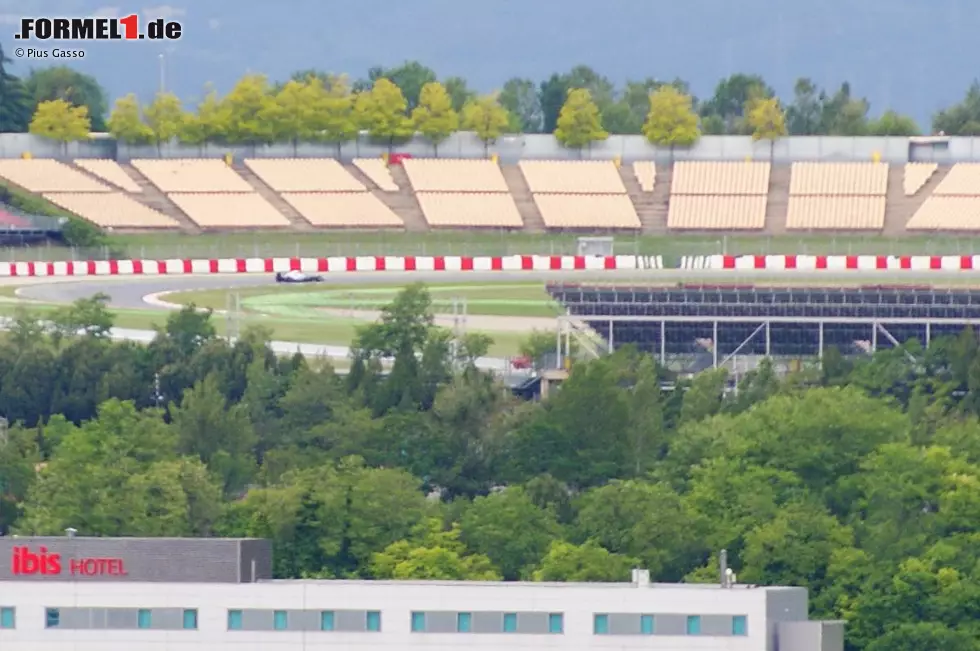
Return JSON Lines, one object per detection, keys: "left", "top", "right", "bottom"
{"left": 165, "top": 282, "right": 562, "bottom": 318}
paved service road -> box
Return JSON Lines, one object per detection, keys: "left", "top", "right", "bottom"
{"left": 10, "top": 269, "right": 980, "bottom": 310}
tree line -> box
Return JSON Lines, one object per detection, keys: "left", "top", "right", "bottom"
{"left": 2, "top": 284, "right": 980, "bottom": 650}
{"left": 7, "top": 48, "right": 980, "bottom": 151}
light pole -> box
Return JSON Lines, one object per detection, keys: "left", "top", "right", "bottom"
{"left": 158, "top": 53, "right": 165, "bottom": 94}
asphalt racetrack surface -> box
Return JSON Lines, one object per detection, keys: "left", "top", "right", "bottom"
{"left": 9, "top": 269, "right": 980, "bottom": 310}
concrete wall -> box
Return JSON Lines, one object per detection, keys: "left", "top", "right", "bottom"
{"left": 5, "top": 132, "right": 980, "bottom": 164}
{"left": 0, "top": 579, "right": 808, "bottom": 651}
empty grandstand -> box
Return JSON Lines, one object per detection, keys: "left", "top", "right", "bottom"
{"left": 786, "top": 163, "right": 888, "bottom": 230}
{"left": 402, "top": 158, "right": 523, "bottom": 229}
{"left": 547, "top": 283, "right": 980, "bottom": 374}
{"left": 907, "top": 163, "right": 980, "bottom": 231}
{"left": 668, "top": 162, "right": 771, "bottom": 230}
{"left": 518, "top": 160, "right": 641, "bottom": 230}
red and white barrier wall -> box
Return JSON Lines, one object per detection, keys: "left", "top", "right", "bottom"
{"left": 681, "top": 255, "right": 980, "bottom": 271}
{"left": 0, "top": 255, "right": 665, "bottom": 277}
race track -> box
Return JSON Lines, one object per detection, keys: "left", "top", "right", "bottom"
{"left": 12, "top": 269, "right": 979, "bottom": 310}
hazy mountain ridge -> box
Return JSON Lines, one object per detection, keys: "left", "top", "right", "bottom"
{"left": 1, "top": 0, "right": 978, "bottom": 126}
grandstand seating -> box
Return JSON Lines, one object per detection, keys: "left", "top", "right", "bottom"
{"left": 353, "top": 158, "right": 398, "bottom": 191}
{"left": 903, "top": 162, "right": 938, "bottom": 196}
{"left": 73, "top": 159, "right": 142, "bottom": 192}
{"left": 633, "top": 162, "right": 656, "bottom": 192}
{"left": 132, "top": 159, "right": 254, "bottom": 193}
{"left": 0, "top": 159, "right": 110, "bottom": 192}
{"left": 168, "top": 193, "right": 291, "bottom": 229}
{"left": 43, "top": 193, "right": 178, "bottom": 229}
{"left": 244, "top": 158, "right": 364, "bottom": 192}
{"left": 667, "top": 162, "right": 770, "bottom": 230}
{"left": 906, "top": 163, "right": 980, "bottom": 231}
{"left": 403, "top": 158, "right": 510, "bottom": 192}
{"left": 281, "top": 193, "right": 403, "bottom": 228}
{"left": 415, "top": 193, "right": 523, "bottom": 228}
{"left": 532, "top": 194, "right": 641, "bottom": 229}
{"left": 786, "top": 163, "right": 888, "bottom": 230}
{"left": 519, "top": 161, "right": 627, "bottom": 194}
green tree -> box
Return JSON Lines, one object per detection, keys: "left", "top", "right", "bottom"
{"left": 532, "top": 540, "right": 637, "bottom": 582}
{"left": 642, "top": 85, "right": 700, "bottom": 152}
{"left": 144, "top": 92, "right": 185, "bottom": 154}
{"left": 933, "top": 82, "right": 980, "bottom": 135}
{"left": 221, "top": 74, "right": 275, "bottom": 147}
{"left": 461, "top": 95, "right": 510, "bottom": 156}
{"left": 107, "top": 94, "right": 153, "bottom": 145}
{"left": 499, "top": 77, "right": 543, "bottom": 132}
{"left": 745, "top": 96, "right": 787, "bottom": 155}
{"left": 443, "top": 76, "right": 475, "bottom": 112}
{"left": 0, "top": 43, "right": 31, "bottom": 132}
{"left": 786, "top": 78, "right": 823, "bottom": 135}
{"left": 554, "top": 88, "right": 608, "bottom": 150}
{"left": 179, "top": 89, "right": 231, "bottom": 150}
{"left": 868, "top": 110, "right": 920, "bottom": 136}
{"left": 700, "top": 73, "right": 773, "bottom": 134}
{"left": 354, "top": 78, "right": 413, "bottom": 151}
{"left": 28, "top": 99, "right": 91, "bottom": 154}
{"left": 261, "top": 79, "right": 318, "bottom": 154}
{"left": 23, "top": 66, "right": 108, "bottom": 131}
{"left": 411, "top": 81, "right": 459, "bottom": 155}
{"left": 312, "top": 76, "right": 357, "bottom": 156}
{"left": 370, "top": 518, "right": 501, "bottom": 580}
{"left": 370, "top": 61, "right": 437, "bottom": 111}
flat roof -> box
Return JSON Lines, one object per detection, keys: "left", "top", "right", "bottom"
{"left": 261, "top": 579, "right": 788, "bottom": 591}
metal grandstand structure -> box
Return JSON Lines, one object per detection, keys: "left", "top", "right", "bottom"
{"left": 547, "top": 283, "right": 980, "bottom": 374}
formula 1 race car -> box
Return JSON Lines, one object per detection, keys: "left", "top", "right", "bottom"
{"left": 275, "top": 270, "right": 325, "bottom": 283}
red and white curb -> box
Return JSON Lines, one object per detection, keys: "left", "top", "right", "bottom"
{"left": 681, "top": 255, "right": 980, "bottom": 271}
{"left": 0, "top": 255, "right": 665, "bottom": 277}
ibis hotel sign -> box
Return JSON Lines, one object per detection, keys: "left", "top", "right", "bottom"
{"left": 0, "top": 536, "right": 273, "bottom": 583}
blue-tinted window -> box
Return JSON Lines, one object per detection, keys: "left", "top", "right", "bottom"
{"left": 640, "top": 614, "right": 654, "bottom": 635}
{"left": 227, "top": 610, "right": 243, "bottom": 630}
{"left": 411, "top": 612, "right": 425, "bottom": 632}
{"left": 686, "top": 615, "right": 701, "bottom": 635}
{"left": 593, "top": 614, "right": 609, "bottom": 634}
{"left": 137, "top": 609, "right": 152, "bottom": 629}
{"left": 0, "top": 607, "right": 14, "bottom": 629}
{"left": 457, "top": 612, "right": 471, "bottom": 633}
{"left": 503, "top": 612, "right": 517, "bottom": 632}
{"left": 45, "top": 608, "right": 60, "bottom": 629}
{"left": 366, "top": 611, "right": 381, "bottom": 632}
{"left": 182, "top": 609, "right": 198, "bottom": 630}
{"left": 320, "top": 611, "right": 335, "bottom": 631}
{"left": 548, "top": 613, "right": 563, "bottom": 634}
{"left": 733, "top": 615, "right": 747, "bottom": 636}
{"left": 274, "top": 611, "right": 288, "bottom": 630}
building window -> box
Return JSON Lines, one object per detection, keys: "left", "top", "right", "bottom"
{"left": 182, "top": 609, "right": 198, "bottom": 630}
{"left": 593, "top": 614, "right": 609, "bottom": 634}
{"left": 45, "top": 608, "right": 60, "bottom": 629}
{"left": 548, "top": 613, "right": 563, "bottom": 634}
{"left": 457, "top": 612, "right": 471, "bottom": 633}
{"left": 640, "top": 614, "right": 654, "bottom": 635}
{"left": 227, "top": 610, "right": 243, "bottom": 630}
{"left": 320, "top": 611, "right": 334, "bottom": 631}
{"left": 503, "top": 613, "right": 517, "bottom": 633}
{"left": 273, "top": 611, "right": 288, "bottom": 631}
{"left": 137, "top": 609, "right": 152, "bottom": 629}
{"left": 366, "top": 610, "right": 381, "bottom": 632}
{"left": 0, "top": 607, "right": 14, "bottom": 629}
{"left": 733, "top": 615, "right": 748, "bottom": 636}
{"left": 411, "top": 612, "right": 425, "bottom": 632}
{"left": 686, "top": 615, "right": 701, "bottom": 635}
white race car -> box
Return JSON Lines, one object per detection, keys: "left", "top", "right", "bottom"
{"left": 275, "top": 270, "right": 325, "bottom": 283}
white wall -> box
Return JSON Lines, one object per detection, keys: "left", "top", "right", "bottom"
{"left": 0, "top": 580, "right": 776, "bottom": 651}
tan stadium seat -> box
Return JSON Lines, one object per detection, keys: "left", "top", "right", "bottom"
{"left": 244, "top": 158, "right": 364, "bottom": 192}
{"left": 907, "top": 197, "right": 980, "bottom": 231}
{"left": 933, "top": 163, "right": 980, "bottom": 196}
{"left": 789, "top": 162, "right": 888, "bottom": 195}
{"left": 519, "top": 161, "right": 626, "bottom": 194}
{"left": 132, "top": 159, "right": 252, "bottom": 193}
{"left": 74, "top": 159, "right": 142, "bottom": 192}
{"left": 786, "top": 196, "right": 886, "bottom": 230}
{"left": 282, "top": 193, "right": 403, "bottom": 228}
{"left": 633, "top": 162, "right": 656, "bottom": 192}
{"left": 903, "top": 162, "right": 938, "bottom": 196}
{"left": 168, "top": 193, "right": 290, "bottom": 229}
{"left": 415, "top": 193, "right": 524, "bottom": 228}
{"left": 667, "top": 196, "right": 767, "bottom": 230}
{"left": 533, "top": 194, "right": 640, "bottom": 229}
{"left": 353, "top": 158, "right": 398, "bottom": 191}
{"left": 403, "top": 158, "right": 509, "bottom": 192}
{"left": 0, "top": 159, "right": 110, "bottom": 192}
{"left": 671, "top": 162, "right": 771, "bottom": 195}
{"left": 43, "top": 193, "right": 178, "bottom": 229}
